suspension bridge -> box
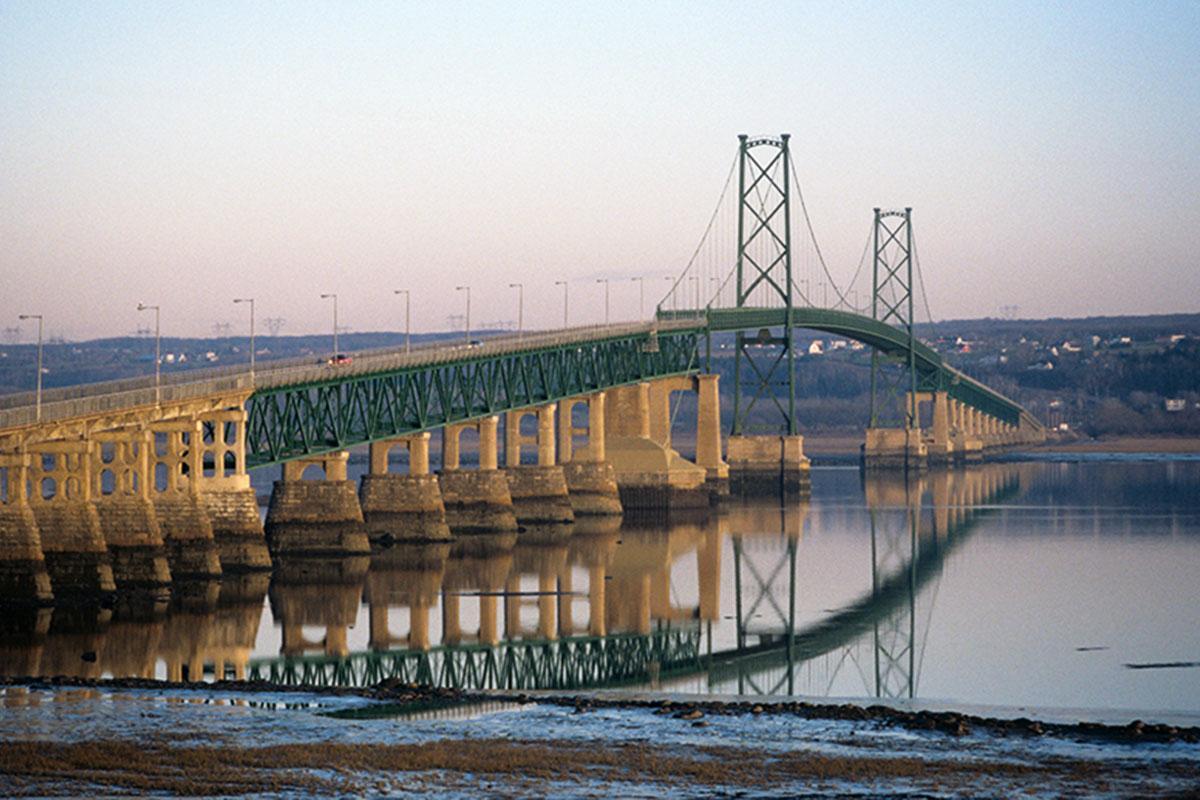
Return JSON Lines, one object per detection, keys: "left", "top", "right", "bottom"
{"left": 0, "top": 133, "right": 1044, "bottom": 604}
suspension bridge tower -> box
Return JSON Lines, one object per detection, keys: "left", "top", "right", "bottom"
{"left": 726, "top": 134, "right": 810, "bottom": 494}
{"left": 864, "top": 208, "right": 927, "bottom": 471}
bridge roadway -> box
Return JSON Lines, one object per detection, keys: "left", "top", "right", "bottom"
{"left": 0, "top": 306, "right": 1039, "bottom": 462}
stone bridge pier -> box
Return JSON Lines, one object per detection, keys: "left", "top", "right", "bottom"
{"left": 265, "top": 450, "right": 370, "bottom": 556}
{"left": 0, "top": 452, "right": 54, "bottom": 602}
{"left": 359, "top": 432, "right": 451, "bottom": 543}
{"left": 439, "top": 416, "right": 519, "bottom": 534}
{"left": 89, "top": 429, "right": 172, "bottom": 589}
{"left": 148, "top": 419, "right": 221, "bottom": 579}
{"left": 600, "top": 378, "right": 718, "bottom": 509}
{"left": 24, "top": 442, "right": 114, "bottom": 596}
{"left": 195, "top": 410, "right": 271, "bottom": 572}
{"left": 557, "top": 392, "right": 623, "bottom": 516}
{"left": 504, "top": 404, "right": 574, "bottom": 526}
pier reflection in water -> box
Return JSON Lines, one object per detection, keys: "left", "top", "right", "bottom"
{"left": 4, "top": 460, "right": 1199, "bottom": 714}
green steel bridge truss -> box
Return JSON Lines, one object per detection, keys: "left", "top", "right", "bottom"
{"left": 247, "top": 627, "right": 703, "bottom": 691}
{"left": 242, "top": 306, "right": 1032, "bottom": 469}
{"left": 682, "top": 306, "right": 1027, "bottom": 426}
{"left": 245, "top": 327, "right": 701, "bottom": 468}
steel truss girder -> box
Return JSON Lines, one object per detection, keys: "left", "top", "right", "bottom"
{"left": 246, "top": 628, "right": 703, "bottom": 690}
{"left": 245, "top": 329, "right": 699, "bottom": 468}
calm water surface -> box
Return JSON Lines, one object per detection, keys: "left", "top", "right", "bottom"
{"left": 4, "top": 460, "right": 1198, "bottom": 718}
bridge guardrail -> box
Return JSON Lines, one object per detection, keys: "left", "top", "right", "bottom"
{"left": 0, "top": 319, "right": 704, "bottom": 432}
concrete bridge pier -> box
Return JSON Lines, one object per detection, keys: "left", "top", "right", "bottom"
{"left": 149, "top": 420, "right": 221, "bottom": 579}
{"left": 359, "top": 433, "right": 451, "bottom": 543}
{"left": 26, "top": 442, "right": 115, "bottom": 595}
{"left": 603, "top": 380, "right": 709, "bottom": 509}
{"left": 646, "top": 374, "right": 730, "bottom": 501}
{"left": 557, "top": 392, "right": 623, "bottom": 516}
{"left": 439, "top": 417, "right": 520, "bottom": 534}
{"left": 266, "top": 451, "right": 370, "bottom": 556}
{"left": 950, "top": 400, "right": 984, "bottom": 462}
{"left": 196, "top": 410, "right": 271, "bottom": 572}
{"left": 922, "top": 392, "right": 955, "bottom": 465}
{"left": 504, "top": 405, "right": 575, "bottom": 525}
{"left": 727, "top": 435, "right": 810, "bottom": 495}
{"left": 0, "top": 452, "right": 54, "bottom": 602}
{"left": 862, "top": 427, "right": 927, "bottom": 471}
{"left": 90, "top": 430, "right": 172, "bottom": 589}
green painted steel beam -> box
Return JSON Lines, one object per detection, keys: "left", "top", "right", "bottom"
{"left": 245, "top": 327, "right": 702, "bottom": 468}
{"left": 246, "top": 628, "right": 704, "bottom": 691}
{"left": 663, "top": 306, "right": 1028, "bottom": 426}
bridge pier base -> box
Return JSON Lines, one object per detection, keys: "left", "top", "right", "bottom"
{"left": 604, "top": 382, "right": 710, "bottom": 510}
{"left": 727, "top": 435, "right": 811, "bottom": 494}
{"left": 862, "top": 428, "right": 927, "bottom": 472}
{"left": 195, "top": 410, "right": 271, "bottom": 572}
{"left": 558, "top": 393, "right": 623, "bottom": 516}
{"left": 25, "top": 442, "right": 115, "bottom": 596}
{"left": 266, "top": 451, "right": 370, "bottom": 556}
{"left": 926, "top": 392, "right": 955, "bottom": 466}
{"left": 505, "top": 405, "right": 575, "bottom": 525}
{"left": 359, "top": 433, "right": 452, "bottom": 543}
{"left": 150, "top": 421, "right": 221, "bottom": 580}
{"left": 91, "top": 431, "right": 172, "bottom": 589}
{"left": 439, "top": 417, "right": 520, "bottom": 534}
{"left": 0, "top": 453, "right": 54, "bottom": 603}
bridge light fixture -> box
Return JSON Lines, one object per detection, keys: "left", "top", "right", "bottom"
{"left": 508, "top": 283, "right": 523, "bottom": 340}
{"left": 455, "top": 286, "right": 471, "bottom": 343}
{"left": 136, "top": 303, "right": 161, "bottom": 406}
{"left": 596, "top": 279, "right": 610, "bottom": 325}
{"left": 233, "top": 298, "right": 255, "bottom": 385}
{"left": 393, "top": 290, "right": 411, "bottom": 354}
{"left": 17, "top": 314, "right": 43, "bottom": 421}
{"left": 319, "top": 293, "right": 339, "bottom": 359}
{"left": 631, "top": 277, "right": 645, "bottom": 320}
{"left": 554, "top": 281, "right": 568, "bottom": 328}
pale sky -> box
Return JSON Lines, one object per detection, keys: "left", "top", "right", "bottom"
{"left": 2, "top": 1, "right": 1197, "bottom": 340}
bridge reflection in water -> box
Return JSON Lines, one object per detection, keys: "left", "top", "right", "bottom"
{"left": 0, "top": 465, "right": 1026, "bottom": 698}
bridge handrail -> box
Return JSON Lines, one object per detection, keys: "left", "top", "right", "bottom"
{"left": 0, "top": 318, "right": 704, "bottom": 432}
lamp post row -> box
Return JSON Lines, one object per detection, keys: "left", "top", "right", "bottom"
{"left": 17, "top": 276, "right": 659, "bottom": 409}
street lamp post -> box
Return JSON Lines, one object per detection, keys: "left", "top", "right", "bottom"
{"left": 554, "top": 280, "right": 568, "bottom": 328}
{"left": 233, "top": 298, "right": 255, "bottom": 384}
{"left": 320, "top": 293, "right": 338, "bottom": 357}
{"left": 17, "top": 314, "right": 43, "bottom": 421}
{"left": 393, "top": 290, "right": 411, "bottom": 353}
{"left": 631, "top": 277, "right": 644, "bottom": 320}
{"left": 455, "top": 286, "right": 471, "bottom": 342}
{"left": 136, "top": 303, "right": 161, "bottom": 405}
{"left": 689, "top": 276, "right": 700, "bottom": 312}
{"left": 508, "top": 283, "right": 523, "bottom": 339}
{"left": 596, "top": 279, "right": 610, "bottom": 325}
{"left": 664, "top": 277, "right": 675, "bottom": 311}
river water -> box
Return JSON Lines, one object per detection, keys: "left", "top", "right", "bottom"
{"left": 3, "top": 459, "right": 1198, "bottom": 721}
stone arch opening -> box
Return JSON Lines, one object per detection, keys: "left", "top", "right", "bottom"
{"left": 299, "top": 463, "right": 326, "bottom": 481}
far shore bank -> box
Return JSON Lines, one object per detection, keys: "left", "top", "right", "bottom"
{"left": 800, "top": 433, "right": 1200, "bottom": 458}
{"left": 1037, "top": 435, "right": 1200, "bottom": 454}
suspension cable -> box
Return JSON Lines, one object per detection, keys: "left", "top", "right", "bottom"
{"left": 661, "top": 153, "right": 738, "bottom": 311}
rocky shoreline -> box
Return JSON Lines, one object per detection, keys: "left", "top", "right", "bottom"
{"left": 4, "top": 675, "right": 1197, "bottom": 745}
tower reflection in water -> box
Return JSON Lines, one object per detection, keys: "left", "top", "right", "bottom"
{"left": 0, "top": 464, "right": 1025, "bottom": 701}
